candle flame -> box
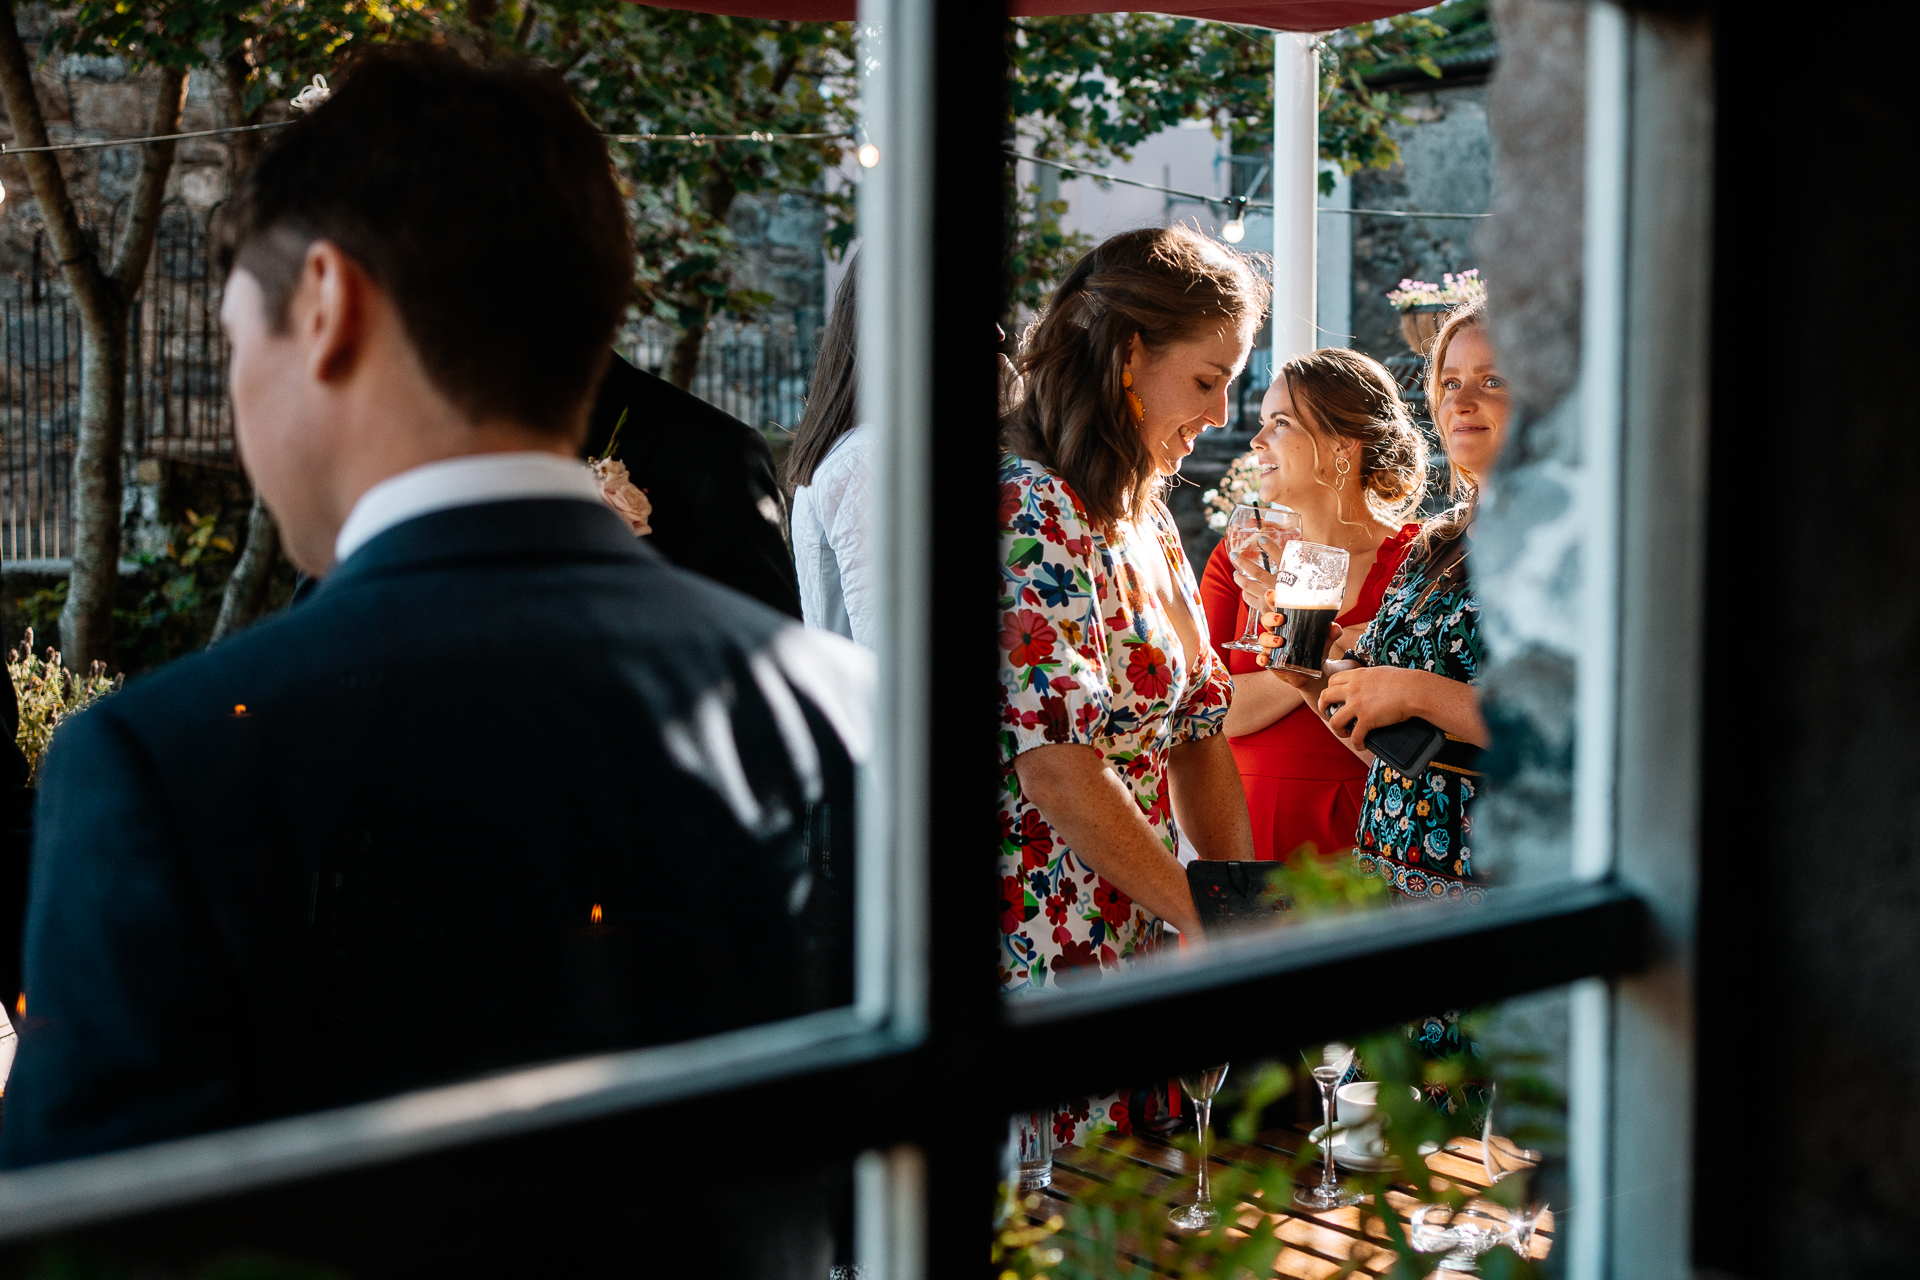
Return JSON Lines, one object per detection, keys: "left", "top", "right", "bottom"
{"left": 590, "top": 904, "right": 603, "bottom": 925}
{"left": 14, "top": 992, "right": 23, "bottom": 1016}
{"left": 232, "top": 704, "right": 247, "bottom": 716}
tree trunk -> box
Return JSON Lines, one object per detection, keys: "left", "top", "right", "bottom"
{"left": 209, "top": 492, "right": 279, "bottom": 642}
{"left": 665, "top": 315, "right": 709, "bottom": 391}
{"left": 206, "top": 51, "right": 282, "bottom": 643}
{"left": 0, "top": 6, "right": 186, "bottom": 670}
{"left": 664, "top": 173, "right": 741, "bottom": 391}
{"left": 62, "top": 300, "right": 130, "bottom": 668}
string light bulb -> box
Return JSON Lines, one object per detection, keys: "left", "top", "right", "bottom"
{"left": 1219, "top": 195, "right": 1248, "bottom": 244}
{"left": 856, "top": 124, "right": 880, "bottom": 169}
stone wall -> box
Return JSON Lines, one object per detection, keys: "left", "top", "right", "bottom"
{"left": 0, "top": 11, "right": 236, "bottom": 292}
{"left": 1348, "top": 81, "right": 1496, "bottom": 367}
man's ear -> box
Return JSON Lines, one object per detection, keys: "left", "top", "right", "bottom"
{"left": 298, "top": 240, "right": 371, "bottom": 385}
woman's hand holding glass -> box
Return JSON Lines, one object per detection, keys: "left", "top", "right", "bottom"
{"left": 1227, "top": 527, "right": 1298, "bottom": 616}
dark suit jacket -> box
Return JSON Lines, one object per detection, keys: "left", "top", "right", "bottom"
{"left": 0, "top": 498, "right": 863, "bottom": 1168}
{"left": 583, "top": 354, "right": 802, "bottom": 620}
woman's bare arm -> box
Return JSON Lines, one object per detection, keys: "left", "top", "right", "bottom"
{"left": 1014, "top": 743, "right": 1202, "bottom": 935}
{"left": 1166, "top": 733, "right": 1256, "bottom": 863}
{"left": 1222, "top": 669, "right": 1307, "bottom": 737}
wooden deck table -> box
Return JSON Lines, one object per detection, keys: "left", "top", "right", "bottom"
{"left": 1033, "top": 1125, "right": 1554, "bottom": 1278}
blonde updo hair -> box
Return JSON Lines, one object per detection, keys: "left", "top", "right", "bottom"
{"left": 1276, "top": 347, "right": 1429, "bottom": 527}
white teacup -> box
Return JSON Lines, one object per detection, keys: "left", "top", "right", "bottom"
{"left": 1336, "top": 1081, "right": 1387, "bottom": 1157}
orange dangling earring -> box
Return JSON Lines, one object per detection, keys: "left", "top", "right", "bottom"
{"left": 1122, "top": 367, "right": 1145, "bottom": 424}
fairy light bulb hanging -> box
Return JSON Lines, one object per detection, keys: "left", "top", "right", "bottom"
{"left": 855, "top": 123, "right": 880, "bottom": 168}
{"left": 1219, "top": 195, "right": 1248, "bottom": 244}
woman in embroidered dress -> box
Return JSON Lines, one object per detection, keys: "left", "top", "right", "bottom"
{"left": 1197, "top": 348, "right": 1428, "bottom": 863}
{"left": 997, "top": 227, "right": 1264, "bottom": 1141}
{"left": 1270, "top": 300, "right": 1508, "bottom": 902}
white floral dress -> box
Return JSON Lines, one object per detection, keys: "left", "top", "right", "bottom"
{"left": 995, "top": 453, "right": 1231, "bottom": 1138}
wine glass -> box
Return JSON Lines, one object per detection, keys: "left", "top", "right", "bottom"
{"left": 1293, "top": 1044, "right": 1361, "bottom": 1212}
{"left": 1480, "top": 1083, "right": 1543, "bottom": 1185}
{"left": 1409, "top": 1201, "right": 1548, "bottom": 1273}
{"left": 1222, "top": 504, "right": 1301, "bottom": 652}
{"left": 1168, "top": 1063, "right": 1229, "bottom": 1231}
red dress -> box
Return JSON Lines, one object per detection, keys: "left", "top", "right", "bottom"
{"left": 1198, "top": 524, "right": 1419, "bottom": 862}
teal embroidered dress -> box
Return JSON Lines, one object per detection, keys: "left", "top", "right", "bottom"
{"left": 1348, "top": 540, "right": 1488, "bottom": 903}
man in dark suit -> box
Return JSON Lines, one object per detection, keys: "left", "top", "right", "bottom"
{"left": 583, "top": 353, "right": 802, "bottom": 619}
{"left": 0, "top": 48, "right": 866, "bottom": 1171}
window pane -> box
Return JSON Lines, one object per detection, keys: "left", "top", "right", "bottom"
{"left": 0, "top": 11, "right": 889, "bottom": 1183}
{"left": 1000, "top": 987, "right": 1572, "bottom": 1278}
{"left": 993, "top": 2, "right": 1597, "bottom": 1006}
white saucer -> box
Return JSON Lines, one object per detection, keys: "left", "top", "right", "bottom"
{"left": 1307, "top": 1125, "right": 1442, "bottom": 1173}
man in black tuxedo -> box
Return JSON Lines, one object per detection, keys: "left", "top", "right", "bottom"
{"left": 583, "top": 353, "right": 802, "bottom": 619}
{"left": 0, "top": 48, "right": 866, "bottom": 1173}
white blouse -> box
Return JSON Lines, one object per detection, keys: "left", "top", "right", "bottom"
{"left": 790, "top": 425, "right": 875, "bottom": 650}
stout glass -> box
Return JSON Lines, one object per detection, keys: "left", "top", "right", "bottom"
{"left": 1262, "top": 541, "right": 1350, "bottom": 675}
{"left": 1222, "top": 504, "right": 1303, "bottom": 653}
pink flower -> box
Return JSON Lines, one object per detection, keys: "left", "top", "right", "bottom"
{"left": 590, "top": 457, "right": 652, "bottom": 535}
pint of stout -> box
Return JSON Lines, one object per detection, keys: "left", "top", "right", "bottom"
{"left": 1262, "top": 540, "right": 1350, "bottom": 676}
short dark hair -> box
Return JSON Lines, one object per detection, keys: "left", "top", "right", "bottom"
{"left": 226, "top": 46, "right": 633, "bottom": 438}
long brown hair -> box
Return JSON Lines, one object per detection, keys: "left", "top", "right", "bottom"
{"left": 1277, "top": 347, "right": 1429, "bottom": 531}
{"left": 784, "top": 254, "right": 860, "bottom": 492}
{"left": 1413, "top": 297, "right": 1489, "bottom": 561}
{"left": 1002, "top": 227, "right": 1269, "bottom": 528}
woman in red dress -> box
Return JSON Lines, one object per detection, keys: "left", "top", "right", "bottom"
{"left": 1198, "top": 348, "right": 1429, "bottom": 862}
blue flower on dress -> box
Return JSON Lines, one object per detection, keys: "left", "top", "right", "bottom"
{"left": 1032, "top": 561, "right": 1082, "bottom": 608}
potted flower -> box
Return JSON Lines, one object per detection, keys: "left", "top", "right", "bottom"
{"left": 1386, "top": 270, "right": 1485, "bottom": 356}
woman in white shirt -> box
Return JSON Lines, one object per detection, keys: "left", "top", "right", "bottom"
{"left": 786, "top": 258, "right": 875, "bottom": 649}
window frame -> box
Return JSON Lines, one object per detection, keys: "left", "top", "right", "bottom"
{"left": 0, "top": 5, "right": 1713, "bottom": 1278}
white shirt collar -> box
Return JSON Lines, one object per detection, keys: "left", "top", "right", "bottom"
{"left": 333, "top": 451, "right": 603, "bottom": 565}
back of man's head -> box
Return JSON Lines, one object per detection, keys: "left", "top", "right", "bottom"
{"left": 227, "top": 46, "right": 633, "bottom": 439}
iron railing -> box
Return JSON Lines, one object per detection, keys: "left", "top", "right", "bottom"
{"left": 1, "top": 206, "right": 823, "bottom": 561}
{"left": 0, "top": 205, "right": 231, "bottom": 562}
{"left": 624, "top": 312, "right": 820, "bottom": 439}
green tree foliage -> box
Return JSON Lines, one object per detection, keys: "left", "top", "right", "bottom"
{"left": 1005, "top": 2, "right": 1488, "bottom": 313}
{"left": 465, "top": 2, "right": 856, "bottom": 389}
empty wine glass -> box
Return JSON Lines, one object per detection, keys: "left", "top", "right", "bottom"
{"left": 1222, "top": 503, "right": 1301, "bottom": 652}
{"left": 1480, "top": 1083, "right": 1543, "bottom": 1185}
{"left": 1168, "top": 1063, "right": 1230, "bottom": 1231}
{"left": 1293, "top": 1044, "right": 1361, "bottom": 1212}
{"left": 1505, "top": 1203, "right": 1549, "bottom": 1260}
{"left": 1409, "top": 1203, "right": 1508, "bottom": 1273}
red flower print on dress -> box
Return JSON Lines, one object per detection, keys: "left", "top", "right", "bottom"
{"left": 1126, "top": 643, "right": 1171, "bottom": 699}
{"left": 1018, "top": 810, "right": 1054, "bottom": 868}
{"left": 998, "top": 481, "right": 1023, "bottom": 526}
{"left": 1094, "top": 883, "right": 1134, "bottom": 932}
{"left": 1053, "top": 930, "right": 1099, "bottom": 971}
{"left": 1040, "top": 516, "right": 1066, "bottom": 545}
{"left": 998, "top": 875, "right": 1028, "bottom": 935}
{"left": 1045, "top": 894, "right": 1068, "bottom": 925}
{"left": 1002, "top": 610, "right": 1058, "bottom": 667}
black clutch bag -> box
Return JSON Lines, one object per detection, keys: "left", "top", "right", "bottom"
{"left": 1360, "top": 715, "right": 1450, "bottom": 777}
{"left": 1186, "top": 861, "right": 1293, "bottom": 934}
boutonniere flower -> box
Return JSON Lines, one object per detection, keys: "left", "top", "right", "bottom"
{"left": 587, "top": 409, "right": 651, "bottom": 536}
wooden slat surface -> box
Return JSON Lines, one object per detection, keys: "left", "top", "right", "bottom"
{"left": 1030, "top": 1125, "right": 1554, "bottom": 1278}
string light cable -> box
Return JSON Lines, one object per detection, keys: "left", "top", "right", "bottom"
{"left": 1006, "top": 148, "right": 1491, "bottom": 221}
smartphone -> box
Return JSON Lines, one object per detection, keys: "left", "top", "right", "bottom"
{"left": 1324, "top": 703, "right": 1449, "bottom": 777}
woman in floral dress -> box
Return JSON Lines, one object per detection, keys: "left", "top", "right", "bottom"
{"left": 997, "top": 228, "right": 1265, "bottom": 1142}
{"left": 1272, "top": 300, "right": 1508, "bottom": 902}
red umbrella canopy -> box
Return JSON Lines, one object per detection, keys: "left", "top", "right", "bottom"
{"left": 638, "top": 1, "right": 1427, "bottom": 31}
